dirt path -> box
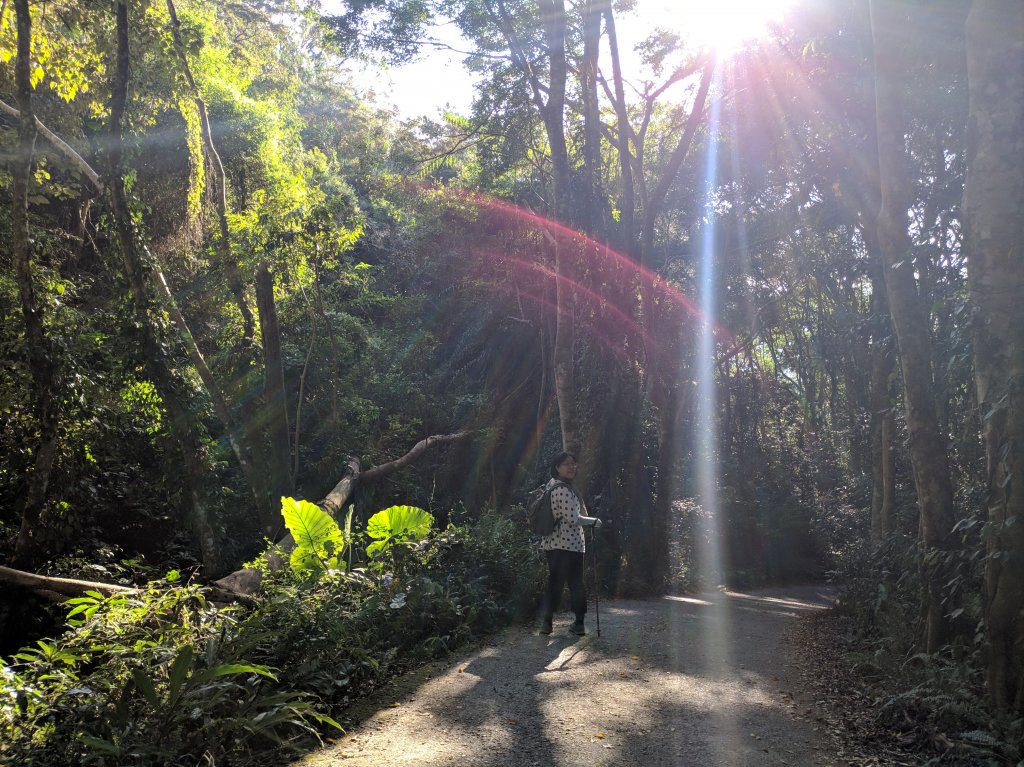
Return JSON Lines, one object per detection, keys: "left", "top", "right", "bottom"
{"left": 295, "top": 586, "right": 842, "bottom": 767}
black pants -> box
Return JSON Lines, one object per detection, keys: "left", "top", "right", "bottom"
{"left": 543, "top": 549, "right": 587, "bottom": 622}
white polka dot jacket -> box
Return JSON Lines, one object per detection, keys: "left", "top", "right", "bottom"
{"left": 539, "top": 478, "right": 599, "bottom": 553}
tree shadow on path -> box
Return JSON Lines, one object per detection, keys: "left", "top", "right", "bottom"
{"left": 294, "top": 585, "right": 838, "bottom": 767}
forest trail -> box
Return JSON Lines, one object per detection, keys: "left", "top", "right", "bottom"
{"left": 294, "top": 585, "right": 844, "bottom": 767}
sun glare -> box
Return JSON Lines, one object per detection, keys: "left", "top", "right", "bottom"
{"left": 658, "top": 0, "right": 792, "bottom": 57}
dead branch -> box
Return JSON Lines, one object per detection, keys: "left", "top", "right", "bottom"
{"left": 361, "top": 431, "right": 473, "bottom": 482}
{"left": 0, "top": 564, "right": 137, "bottom": 602}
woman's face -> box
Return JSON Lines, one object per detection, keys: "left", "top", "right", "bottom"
{"left": 556, "top": 456, "right": 577, "bottom": 481}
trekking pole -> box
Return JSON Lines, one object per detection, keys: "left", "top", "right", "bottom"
{"left": 590, "top": 526, "right": 601, "bottom": 637}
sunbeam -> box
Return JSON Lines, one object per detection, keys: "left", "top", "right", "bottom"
{"left": 690, "top": 65, "right": 741, "bottom": 764}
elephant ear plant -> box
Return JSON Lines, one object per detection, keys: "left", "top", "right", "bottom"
{"left": 366, "top": 505, "right": 434, "bottom": 573}
{"left": 281, "top": 497, "right": 349, "bottom": 576}
{"left": 366, "top": 501, "right": 434, "bottom": 610}
{"left": 279, "top": 498, "right": 434, "bottom": 578}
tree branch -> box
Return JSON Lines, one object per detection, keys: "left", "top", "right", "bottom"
{"left": 641, "top": 58, "right": 716, "bottom": 260}
{"left": 0, "top": 100, "right": 103, "bottom": 193}
{"left": 361, "top": 431, "right": 474, "bottom": 482}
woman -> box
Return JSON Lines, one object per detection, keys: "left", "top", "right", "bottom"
{"left": 539, "top": 451, "right": 602, "bottom": 636}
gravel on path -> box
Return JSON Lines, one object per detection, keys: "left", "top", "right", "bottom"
{"left": 295, "top": 585, "right": 844, "bottom": 767}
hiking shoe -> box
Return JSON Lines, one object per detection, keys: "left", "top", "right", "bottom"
{"left": 568, "top": 621, "right": 586, "bottom": 636}
{"left": 539, "top": 618, "right": 553, "bottom": 635}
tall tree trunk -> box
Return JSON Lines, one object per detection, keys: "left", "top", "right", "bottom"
{"left": 106, "top": 1, "right": 223, "bottom": 575}
{"left": 109, "top": 1, "right": 277, "bottom": 539}
{"left": 612, "top": 400, "right": 658, "bottom": 594}
{"left": 166, "top": 0, "right": 277, "bottom": 527}
{"left": 165, "top": 0, "right": 254, "bottom": 344}
{"left": 870, "top": 0, "right": 957, "bottom": 652}
{"left": 850, "top": 1, "right": 896, "bottom": 551}
{"left": 638, "top": 60, "right": 715, "bottom": 270}
{"left": 598, "top": 32, "right": 713, "bottom": 592}
{"left": 550, "top": 234, "right": 579, "bottom": 454}
{"left": 537, "top": 0, "right": 579, "bottom": 454}
{"left": 639, "top": 299, "right": 695, "bottom": 591}
{"left": 538, "top": 0, "right": 571, "bottom": 223}
{"left": 602, "top": 4, "right": 635, "bottom": 252}
{"left": 151, "top": 266, "right": 276, "bottom": 536}
{"left": 868, "top": 298, "right": 897, "bottom": 546}
{"left": 649, "top": 380, "right": 681, "bottom": 589}
{"left": 962, "top": 0, "right": 1024, "bottom": 715}
{"left": 865, "top": 239, "right": 897, "bottom": 546}
{"left": 256, "top": 261, "right": 294, "bottom": 503}
{"left": 490, "top": 0, "right": 577, "bottom": 454}
{"left": 579, "top": 0, "right": 604, "bottom": 235}
{"left": 637, "top": 61, "right": 714, "bottom": 391}
{"left": 10, "top": 0, "right": 62, "bottom": 568}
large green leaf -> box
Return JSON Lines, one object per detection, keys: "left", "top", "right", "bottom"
{"left": 281, "top": 497, "right": 340, "bottom": 548}
{"left": 131, "top": 669, "right": 160, "bottom": 707}
{"left": 281, "top": 496, "right": 345, "bottom": 573}
{"left": 366, "top": 505, "right": 433, "bottom": 558}
{"left": 194, "top": 663, "right": 278, "bottom": 684}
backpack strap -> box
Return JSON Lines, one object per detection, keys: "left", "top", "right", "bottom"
{"left": 551, "top": 479, "right": 579, "bottom": 500}
{"left": 547, "top": 480, "right": 578, "bottom": 526}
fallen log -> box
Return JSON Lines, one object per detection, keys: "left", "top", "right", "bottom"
{"left": 0, "top": 565, "right": 138, "bottom": 603}
{"left": 213, "top": 431, "right": 473, "bottom": 598}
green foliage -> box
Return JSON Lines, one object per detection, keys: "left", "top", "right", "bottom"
{"left": 0, "top": 583, "right": 337, "bottom": 766}
{"left": 0, "top": 1, "right": 105, "bottom": 107}
{"left": 425, "top": 512, "right": 546, "bottom": 626}
{"left": 319, "top": 0, "right": 432, "bottom": 63}
{"left": 119, "top": 380, "right": 163, "bottom": 436}
{"left": 0, "top": 1, "right": 1005, "bottom": 762}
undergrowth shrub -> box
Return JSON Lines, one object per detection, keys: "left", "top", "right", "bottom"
{"left": 238, "top": 511, "right": 544, "bottom": 706}
{"left": 835, "top": 533, "right": 923, "bottom": 652}
{"left": 0, "top": 580, "right": 333, "bottom": 767}
{"left": 832, "top": 524, "right": 1021, "bottom": 764}
{"left": 1, "top": 511, "right": 544, "bottom": 766}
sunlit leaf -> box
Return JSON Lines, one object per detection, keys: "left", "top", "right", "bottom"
{"left": 366, "top": 505, "right": 433, "bottom": 558}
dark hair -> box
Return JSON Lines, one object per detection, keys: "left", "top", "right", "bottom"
{"left": 549, "top": 451, "right": 577, "bottom": 479}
